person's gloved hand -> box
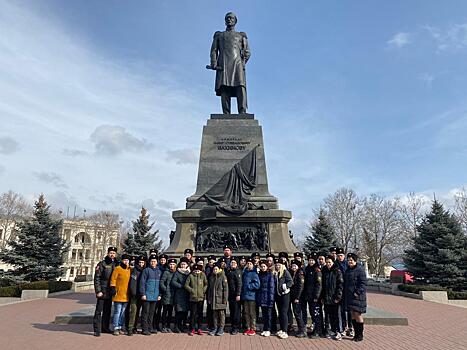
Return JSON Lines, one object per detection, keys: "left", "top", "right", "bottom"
{"left": 110, "top": 286, "right": 117, "bottom": 297}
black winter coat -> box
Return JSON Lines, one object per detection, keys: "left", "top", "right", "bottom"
{"left": 321, "top": 263, "right": 344, "bottom": 305}
{"left": 290, "top": 269, "right": 305, "bottom": 301}
{"left": 160, "top": 269, "right": 176, "bottom": 305}
{"left": 129, "top": 265, "right": 144, "bottom": 298}
{"left": 344, "top": 264, "right": 367, "bottom": 313}
{"left": 226, "top": 267, "right": 242, "bottom": 302}
{"left": 302, "top": 264, "right": 322, "bottom": 302}
{"left": 93, "top": 256, "right": 116, "bottom": 299}
{"left": 171, "top": 269, "right": 190, "bottom": 312}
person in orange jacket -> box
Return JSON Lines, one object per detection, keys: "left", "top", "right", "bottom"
{"left": 110, "top": 254, "right": 131, "bottom": 335}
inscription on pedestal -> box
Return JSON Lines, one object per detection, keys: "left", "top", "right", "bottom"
{"left": 214, "top": 137, "right": 251, "bottom": 151}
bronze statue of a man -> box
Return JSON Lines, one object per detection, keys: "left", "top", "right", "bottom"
{"left": 207, "top": 12, "right": 250, "bottom": 114}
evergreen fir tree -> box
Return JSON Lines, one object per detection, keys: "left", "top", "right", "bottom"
{"left": 404, "top": 200, "right": 467, "bottom": 290}
{"left": 122, "top": 207, "right": 163, "bottom": 256}
{"left": 303, "top": 209, "right": 338, "bottom": 256}
{"left": 0, "top": 194, "right": 69, "bottom": 282}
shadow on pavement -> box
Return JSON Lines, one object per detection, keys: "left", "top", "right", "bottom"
{"left": 32, "top": 323, "right": 93, "bottom": 336}
{"left": 49, "top": 292, "right": 95, "bottom": 305}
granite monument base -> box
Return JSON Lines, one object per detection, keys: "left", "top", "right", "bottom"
{"left": 165, "top": 209, "right": 295, "bottom": 256}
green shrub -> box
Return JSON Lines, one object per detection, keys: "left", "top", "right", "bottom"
{"left": 0, "top": 285, "right": 20, "bottom": 297}
{"left": 398, "top": 284, "right": 445, "bottom": 294}
{"left": 20, "top": 281, "right": 49, "bottom": 291}
{"left": 398, "top": 284, "right": 467, "bottom": 300}
{"left": 48, "top": 281, "right": 72, "bottom": 293}
{"left": 447, "top": 290, "right": 467, "bottom": 300}
{"left": 0, "top": 280, "right": 72, "bottom": 297}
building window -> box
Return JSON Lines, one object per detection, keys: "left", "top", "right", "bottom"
{"left": 0, "top": 229, "right": 3, "bottom": 240}
{"left": 70, "top": 267, "right": 74, "bottom": 276}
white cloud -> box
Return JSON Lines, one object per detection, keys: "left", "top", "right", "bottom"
{"left": 387, "top": 32, "right": 411, "bottom": 48}
{"left": 33, "top": 171, "right": 68, "bottom": 188}
{"left": 0, "top": 136, "right": 20, "bottom": 154}
{"left": 425, "top": 23, "right": 467, "bottom": 52}
{"left": 62, "top": 148, "right": 88, "bottom": 157}
{"left": 166, "top": 148, "right": 198, "bottom": 165}
{"left": 157, "top": 199, "right": 177, "bottom": 209}
{"left": 90, "top": 125, "right": 153, "bottom": 156}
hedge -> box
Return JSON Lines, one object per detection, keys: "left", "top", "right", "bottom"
{"left": 398, "top": 284, "right": 467, "bottom": 300}
{"left": 0, "top": 281, "right": 72, "bottom": 297}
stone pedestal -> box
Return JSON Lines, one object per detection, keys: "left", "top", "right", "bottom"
{"left": 165, "top": 114, "right": 297, "bottom": 256}
{"left": 166, "top": 209, "right": 295, "bottom": 256}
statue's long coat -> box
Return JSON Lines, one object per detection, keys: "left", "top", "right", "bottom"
{"left": 210, "top": 30, "right": 250, "bottom": 96}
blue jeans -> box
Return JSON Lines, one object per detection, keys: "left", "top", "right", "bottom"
{"left": 113, "top": 302, "right": 128, "bottom": 330}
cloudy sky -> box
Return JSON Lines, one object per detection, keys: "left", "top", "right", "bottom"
{"left": 1, "top": 1, "right": 466, "bottom": 244}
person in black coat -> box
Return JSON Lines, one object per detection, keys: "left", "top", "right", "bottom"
{"left": 289, "top": 260, "right": 306, "bottom": 337}
{"left": 344, "top": 253, "right": 367, "bottom": 342}
{"left": 127, "top": 255, "right": 146, "bottom": 335}
{"left": 93, "top": 246, "right": 118, "bottom": 336}
{"left": 226, "top": 258, "right": 242, "bottom": 335}
{"left": 273, "top": 259, "right": 293, "bottom": 339}
{"left": 321, "top": 255, "right": 344, "bottom": 341}
{"left": 301, "top": 253, "right": 323, "bottom": 338}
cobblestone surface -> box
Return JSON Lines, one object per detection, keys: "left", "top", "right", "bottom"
{"left": 0, "top": 291, "right": 465, "bottom": 350}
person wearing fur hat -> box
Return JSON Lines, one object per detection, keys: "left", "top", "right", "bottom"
{"left": 278, "top": 252, "right": 289, "bottom": 268}
{"left": 321, "top": 255, "right": 344, "bottom": 341}
{"left": 170, "top": 258, "right": 191, "bottom": 333}
{"left": 110, "top": 253, "right": 131, "bottom": 335}
{"left": 336, "top": 247, "right": 352, "bottom": 337}
{"left": 184, "top": 248, "right": 194, "bottom": 266}
{"left": 127, "top": 255, "right": 147, "bottom": 335}
{"left": 153, "top": 254, "right": 169, "bottom": 332}
{"left": 139, "top": 255, "right": 163, "bottom": 335}
{"left": 239, "top": 255, "right": 247, "bottom": 269}
{"left": 344, "top": 253, "right": 367, "bottom": 342}
{"left": 204, "top": 255, "right": 216, "bottom": 332}
{"left": 258, "top": 260, "right": 275, "bottom": 337}
{"left": 93, "top": 246, "right": 118, "bottom": 336}
{"left": 207, "top": 263, "right": 229, "bottom": 336}
{"left": 273, "top": 259, "right": 293, "bottom": 339}
{"left": 195, "top": 256, "right": 204, "bottom": 267}
{"left": 289, "top": 260, "right": 306, "bottom": 337}
{"left": 293, "top": 252, "right": 304, "bottom": 266}
{"left": 160, "top": 258, "right": 178, "bottom": 332}
{"left": 226, "top": 258, "right": 242, "bottom": 334}
{"left": 265, "top": 253, "right": 275, "bottom": 271}
{"left": 241, "top": 258, "right": 260, "bottom": 336}
{"left": 205, "top": 255, "right": 217, "bottom": 277}
{"left": 184, "top": 264, "right": 208, "bottom": 336}
{"left": 302, "top": 253, "right": 323, "bottom": 338}
{"left": 251, "top": 252, "right": 261, "bottom": 268}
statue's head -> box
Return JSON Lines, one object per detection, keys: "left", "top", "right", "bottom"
{"left": 225, "top": 12, "right": 237, "bottom": 26}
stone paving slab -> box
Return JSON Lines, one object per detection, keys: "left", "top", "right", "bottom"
{"left": 0, "top": 292, "right": 465, "bottom": 350}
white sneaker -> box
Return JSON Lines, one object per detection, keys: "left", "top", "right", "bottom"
{"left": 260, "top": 331, "right": 265, "bottom": 336}
{"left": 276, "top": 330, "right": 284, "bottom": 337}
{"left": 278, "top": 332, "right": 288, "bottom": 339}
{"left": 263, "top": 331, "right": 270, "bottom": 337}
{"left": 333, "top": 332, "right": 342, "bottom": 341}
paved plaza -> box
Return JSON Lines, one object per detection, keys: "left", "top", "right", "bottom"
{"left": 0, "top": 291, "right": 465, "bottom": 350}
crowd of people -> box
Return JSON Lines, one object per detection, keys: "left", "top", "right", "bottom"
{"left": 93, "top": 245, "right": 367, "bottom": 342}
